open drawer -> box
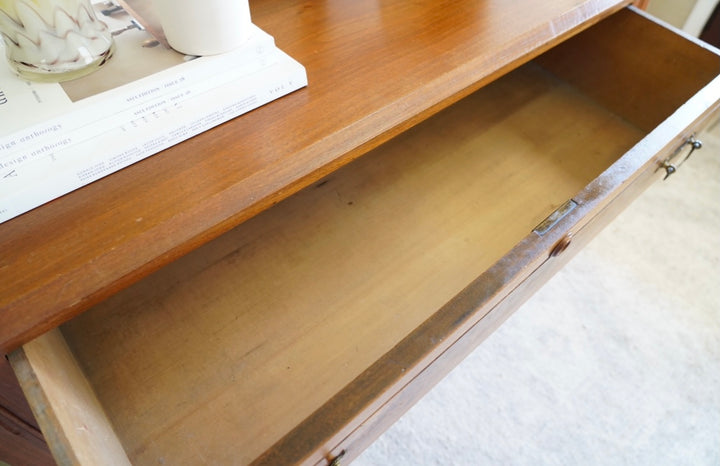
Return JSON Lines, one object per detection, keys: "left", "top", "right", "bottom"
{"left": 9, "top": 8, "right": 720, "bottom": 466}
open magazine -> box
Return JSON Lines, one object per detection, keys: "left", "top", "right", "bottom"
{"left": 0, "top": 0, "right": 307, "bottom": 224}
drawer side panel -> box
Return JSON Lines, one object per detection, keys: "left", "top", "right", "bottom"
{"left": 538, "top": 7, "right": 720, "bottom": 132}
{"left": 9, "top": 330, "right": 131, "bottom": 466}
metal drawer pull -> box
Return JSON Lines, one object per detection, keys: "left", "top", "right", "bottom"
{"left": 328, "top": 450, "right": 346, "bottom": 466}
{"left": 662, "top": 161, "right": 677, "bottom": 179}
{"left": 663, "top": 136, "right": 702, "bottom": 180}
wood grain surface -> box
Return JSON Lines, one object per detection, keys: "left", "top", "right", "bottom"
{"left": 7, "top": 5, "right": 720, "bottom": 464}
{"left": 53, "top": 63, "right": 643, "bottom": 465}
{"left": 9, "top": 330, "right": 130, "bottom": 466}
{"left": 0, "top": 0, "right": 632, "bottom": 354}
{"left": 0, "top": 357, "right": 54, "bottom": 466}
{"left": 538, "top": 8, "right": 720, "bottom": 132}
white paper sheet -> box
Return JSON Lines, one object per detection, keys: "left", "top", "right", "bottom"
{"left": 0, "top": 1, "right": 307, "bottom": 224}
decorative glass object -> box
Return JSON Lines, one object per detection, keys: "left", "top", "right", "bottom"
{"left": 0, "top": 0, "right": 114, "bottom": 82}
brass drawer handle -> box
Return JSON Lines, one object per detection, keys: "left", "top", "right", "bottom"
{"left": 663, "top": 136, "right": 702, "bottom": 180}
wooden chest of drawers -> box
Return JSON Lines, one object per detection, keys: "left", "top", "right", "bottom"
{"left": 1, "top": 1, "right": 719, "bottom": 464}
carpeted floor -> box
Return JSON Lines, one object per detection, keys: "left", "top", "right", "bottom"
{"left": 354, "top": 121, "right": 720, "bottom": 464}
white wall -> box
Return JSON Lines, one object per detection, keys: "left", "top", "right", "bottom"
{"left": 647, "top": 0, "right": 696, "bottom": 28}
{"left": 647, "top": 0, "right": 719, "bottom": 36}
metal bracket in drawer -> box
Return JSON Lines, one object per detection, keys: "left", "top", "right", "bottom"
{"left": 533, "top": 199, "right": 578, "bottom": 236}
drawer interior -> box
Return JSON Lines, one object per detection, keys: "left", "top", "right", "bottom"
{"left": 65, "top": 65, "right": 644, "bottom": 465}
{"left": 15, "top": 9, "right": 720, "bottom": 465}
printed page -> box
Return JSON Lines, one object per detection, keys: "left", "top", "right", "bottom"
{"left": 0, "top": 0, "right": 307, "bottom": 223}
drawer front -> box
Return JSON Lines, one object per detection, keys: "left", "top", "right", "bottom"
{"left": 10, "top": 7, "right": 720, "bottom": 466}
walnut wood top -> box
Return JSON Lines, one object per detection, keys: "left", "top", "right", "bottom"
{"left": 0, "top": 0, "right": 630, "bottom": 353}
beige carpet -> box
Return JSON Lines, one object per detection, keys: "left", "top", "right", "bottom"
{"left": 354, "top": 121, "right": 720, "bottom": 465}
